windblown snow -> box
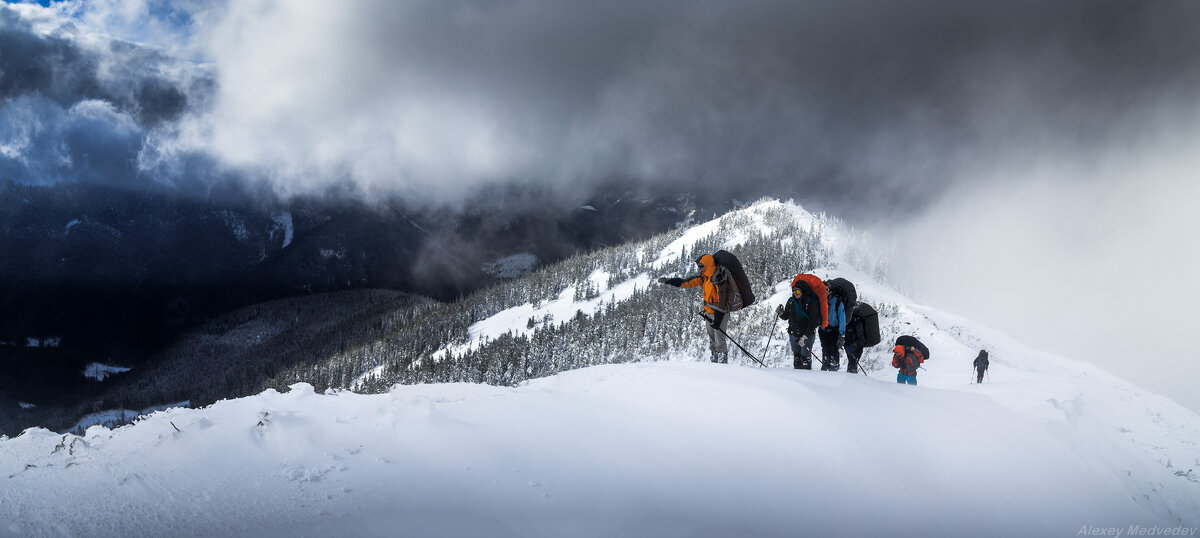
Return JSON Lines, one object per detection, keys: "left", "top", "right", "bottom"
{"left": 481, "top": 252, "right": 538, "bottom": 279}
{"left": 272, "top": 211, "right": 294, "bottom": 249}
{"left": 2, "top": 199, "right": 1197, "bottom": 537}
{"left": 82, "top": 363, "right": 131, "bottom": 382}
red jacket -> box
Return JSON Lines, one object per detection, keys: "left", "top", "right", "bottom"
{"left": 892, "top": 344, "right": 925, "bottom": 376}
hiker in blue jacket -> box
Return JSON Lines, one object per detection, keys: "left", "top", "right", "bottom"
{"left": 817, "top": 285, "right": 849, "bottom": 371}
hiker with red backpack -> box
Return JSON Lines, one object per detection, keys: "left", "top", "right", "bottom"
{"left": 818, "top": 278, "right": 857, "bottom": 371}
{"left": 892, "top": 335, "right": 928, "bottom": 385}
{"left": 658, "top": 251, "right": 755, "bottom": 364}
{"left": 777, "top": 274, "right": 827, "bottom": 370}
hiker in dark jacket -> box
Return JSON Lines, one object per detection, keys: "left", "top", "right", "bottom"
{"left": 843, "top": 312, "right": 867, "bottom": 374}
{"left": 892, "top": 341, "right": 925, "bottom": 385}
{"left": 778, "top": 279, "right": 822, "bottom": 369}
{"left": 659, "top": 254, "right": 735, "bottom": 363}
{"left": 973, "top": 350, "right": 990, "bottom": 383}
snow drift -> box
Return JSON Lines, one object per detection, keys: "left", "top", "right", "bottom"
{"left": 0, "top": 363, "right": 1182, "bottom": 537}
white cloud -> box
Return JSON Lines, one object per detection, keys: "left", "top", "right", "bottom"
{"left": 894, "top": 101, "right": 1200, "bottom": 413}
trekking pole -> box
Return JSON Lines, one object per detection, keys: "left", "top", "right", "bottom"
{"left": 804, "top": 347, "right": 828, "bottom": 370}
{"left": 763, "top": 317, "right": 779, "bottom": 367}
{"left": 696, "top": 311, "right": 766, "bottom": 367}
{"left": 846, "top": 347, "right": 868, "bottom": 376}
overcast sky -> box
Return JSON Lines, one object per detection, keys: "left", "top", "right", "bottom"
{"left": 3, "top": 0, "right": 1199, "bottom": 411}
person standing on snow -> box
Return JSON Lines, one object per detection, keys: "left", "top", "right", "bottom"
{"left": 973, "top": 349, "right": 990, "bottom": 384}
{"left": 843, "top": 308, "right": 868, "bottom": 374}
{"left": 892, "top": 337, "right": 926, "bottom": 385}
{"left": 658, "top": 254, "right": 737, "bottom": 364}
{"left": 818, "top": 278, "right": 855, "bottom": 371}
{"left": 778, "top": 277, "right": 823, "bottom": 370}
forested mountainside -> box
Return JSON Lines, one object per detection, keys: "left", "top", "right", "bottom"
{"left": 262, "top": 199, "right": 902, "bottom": 395}
{"left": 1, "top": 180, "right": 738, "bottom": 435}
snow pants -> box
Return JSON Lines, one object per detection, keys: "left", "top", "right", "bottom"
{"left": 846, "top": 343, "right": 863, "bottom": 374}
{"left": 818, "top": 328, "right": 841, "bottom": 371}
{"left": 788, "top": 328, "right": 815, "bottom": 370}
{"left": 896, "top": 373, "right": 917, "bottom": 385}
{"left": 976, "top": 368, "right": 986, "bottom": 383}
{"left": 705, "top": 314, "right": 729, "bottom": 363}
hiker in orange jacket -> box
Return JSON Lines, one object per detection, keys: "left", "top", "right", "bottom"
{"left": 659, "top": 254, "right": 736, "bottom": 363}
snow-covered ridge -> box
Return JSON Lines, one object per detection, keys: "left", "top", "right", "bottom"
{"left": 417, "top": 197, "right": 1200, "bottom": 524}
{"left": 4, "top": 198, "right": 1197, "bottom": 535}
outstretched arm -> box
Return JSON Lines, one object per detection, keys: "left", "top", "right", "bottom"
{"left": 658, "top": 275, "right": 702, "bottom": 288}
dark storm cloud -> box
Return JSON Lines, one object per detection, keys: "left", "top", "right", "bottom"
{"left": 0, "top": 4, "right": 208, "bottom": 188}
{"left": 6, "top": 0, "right": 1200, "bottom": 208}
{"left": 153, "top": 0, "right": 1199, "bottom": 213}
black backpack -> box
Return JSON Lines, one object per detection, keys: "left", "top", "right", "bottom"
{"left": 826, "top": 277, "right": 857, "bottom": 315}
{"left": 851, "top": 302, "right": 881, "bottom": 347}
{"left": 711, "top": 250, "right": 755, "bottom": 311}
{"left": 895, "top": 335, "right": 930, "bottom": 361}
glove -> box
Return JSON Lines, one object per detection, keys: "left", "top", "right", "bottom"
{"left": 657, "top": 277, "right": 668, "bottom": 283}
{"left": 710, "top": 311, "right": 725, "bottom": 330}
{"left": 658, "top": 277, "right": 683, "bottom": 287}
{"left": 775, "top": 304, "right": 784, "bottom": 317}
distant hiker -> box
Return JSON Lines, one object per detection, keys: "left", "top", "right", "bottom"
{"left": 892, "top": 335, "right": 928, "bottom": 385}
{"left": 818, "top": 278, "right": 857, "bottom": 371}
{"left": 779, "top": 274, "right": 827, "bottom": 370}
{"left": 659, "top": 251, "right": 754, "bottom": 364}
{"left": 974, "top": 350, "right": 990, "bottom": 383}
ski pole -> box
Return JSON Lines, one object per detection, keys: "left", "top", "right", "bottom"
{"left": 697, "top": 311, "right": 766, "bottom": 367}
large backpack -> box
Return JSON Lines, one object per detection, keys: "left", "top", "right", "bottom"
{"left": 895, "top": 335, "right": 929, "bottom": 362}
{"left": 791, "top": 273, "right": 828, "bottom": 328}
{"left": 826, "top": 277, "right": 857, "bottom": 314}
{"left": 711, "top": 250, "right": 754, "bottom": 312}
{"left": 851, "top": 302, "right": 881, "bottom": 347}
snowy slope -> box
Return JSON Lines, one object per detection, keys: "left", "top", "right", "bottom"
{"left": 0, "top": 365, "right": 1180, "bottom": 538}
{"left": 2, "top": 199, "right": 1198, "bottom": 536}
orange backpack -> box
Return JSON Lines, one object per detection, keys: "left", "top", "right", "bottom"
{"left": 791, "top": 273, "right": 829, "bottom": 328}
